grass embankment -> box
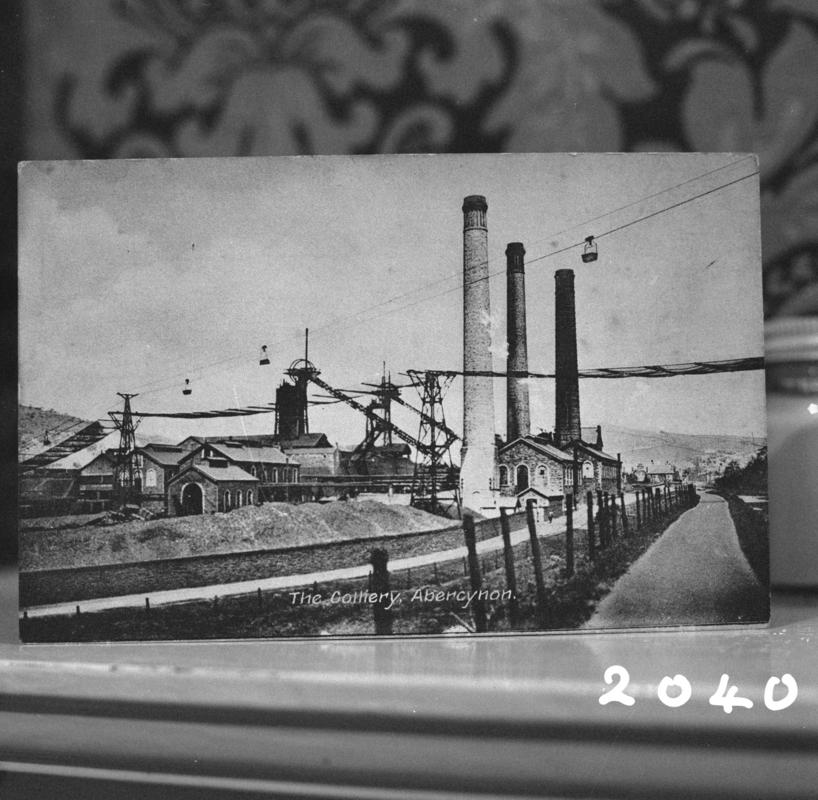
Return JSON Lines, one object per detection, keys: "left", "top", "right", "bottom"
{"left": 717, "top": 492, "right": 769, "bottom": 588}
{"left": 19, "top": 500, "right": 452, "bottom": 571}
{"left": 19, "top": 514, "right": 528, "bottom": 607}
{"left": 22, "top": 496, "right": 700, "bottom": 642}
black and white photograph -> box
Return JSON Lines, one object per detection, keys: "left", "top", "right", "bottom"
{"left": 18, "top": 152, "right": 769, "bottom": 641}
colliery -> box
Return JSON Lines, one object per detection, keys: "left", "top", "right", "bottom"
{"left": 23, "top": 192, "right": 622, "bottom": 521}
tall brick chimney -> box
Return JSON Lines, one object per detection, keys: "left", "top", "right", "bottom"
{"left": 460, "top": 194, "right": 497, "bottom": 508}
{"left": 506, "top": 242, "right": 530, "bottom": 442}
{"left": 554, "top": 268, "right": 581, "bottom": 448}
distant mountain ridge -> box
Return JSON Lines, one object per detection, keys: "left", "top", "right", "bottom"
{"left": 600, "top": 423, "right": 765, "bottom": 472}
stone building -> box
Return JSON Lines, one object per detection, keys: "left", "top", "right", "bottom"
{"left": 497, "top": 436, "right": 575, "bottom": 513}
{"left": 167, "top": 462, "right": 259, "bottom": 515}
{"left": 181, "top": 440, "right": 298, "bottom": 482}
{"left": 135, "top": 443, "right": 189, "bottom": 512}
{"left": 569, "top": 439, "right": 621, "bottom": 496}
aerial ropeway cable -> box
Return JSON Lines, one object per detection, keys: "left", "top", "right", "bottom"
{"left": 407, "top": 356, "right": 764, "bottom": 380}
{"left": 130, "top": 403, "right": 278, "bottom": 419}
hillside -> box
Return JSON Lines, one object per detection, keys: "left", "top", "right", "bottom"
{"left": 601, "top": 424, "right": 765, "bottom": 472}
{"left": 18, "top": 405, "right": 88, "bottom": 452}
{"left": 19, "top": 404, "right": 180, "bottom": 467}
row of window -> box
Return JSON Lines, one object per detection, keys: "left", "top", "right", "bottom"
{"left": 220, "top": 489, "right": 254, "bottom": 512}
{"left": 498, "top": 461, "right": 598, "bottom": 492}
{"left": 246, "top": 464, "right": 298, "bottom": 483}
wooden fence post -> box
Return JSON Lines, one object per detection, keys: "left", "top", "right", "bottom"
{"left": 586, "top": 490, "right": 596, "bottom": 561}
{"left": 370, "top": 547, "right": 393, "bottom": 635}
{"left": 462, "top": 513, "right": 488, "bottom": 633}
{"left": 655, "top": 487, "right": 662, "bottom": 516}
{"left": 596, "top": 489, "right": 606, "bottom": 548}
{"left": 605, "top": 492, "right": 616, "bottom": 539}
{"left": 433, "top": 561, "right": 439, "bottom": 584}
{"left": 635, "top": 490, "right": 641, "bottom": 529}
{"left": 499, "top": 508, "right": 520, "bottom": 628}
{"left": 525, "top": 500, "right": 548, "bottom": 628}
{"left": 565, "top": 494, "right": 575, "bottom": 578}
{"left": 145, "top": 597, "right": 150, "bottom": 614}
{"left": 619, "top": 492, "right": 629, "bottom": 535}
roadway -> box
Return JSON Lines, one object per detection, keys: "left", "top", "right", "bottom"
{"left": 584, "top": 492, "right": 768, "bottom": 629}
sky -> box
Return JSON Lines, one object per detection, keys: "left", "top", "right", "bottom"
{"left": 19, "top": 153, "right": 766, "bottom": 456}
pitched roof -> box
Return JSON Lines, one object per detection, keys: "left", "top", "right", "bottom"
{"left": 500, "top": 436, "right": 573, "bottom": 463}
{"left": 207, "top": 441, "right": 291, "bottom": 465}
{"left": 170, "top": 463, "right": 259, "bottom": 484}
{"left": 277, "top": 433, "right": 332, "bottom": 448}
{"left": 573, "top": 440, "right": 619, "bottom": 463}
{"left": 137, "top": 443, "right": 189, "bottom": 467}
{"left": 516, "top": 486, "right": 553, "bottom": 500}
{"left": 79, "top": 451, "right": 116, "bottom": 472}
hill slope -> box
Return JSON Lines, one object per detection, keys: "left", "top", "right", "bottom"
{"left": 601, "top": 424, "right": 765, "bottom": 472}
{"left": 18, "top": 405, "right": 88, "bottom": 452}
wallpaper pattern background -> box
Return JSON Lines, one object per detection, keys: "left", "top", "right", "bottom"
{"left": 24, "top": 0, "right": 818, "bottom": 316}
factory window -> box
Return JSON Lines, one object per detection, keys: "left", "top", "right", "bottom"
{"left": 247, "top": 490, "right": 254, "bottom": 505}
{"left": 223, "top": 491, "right": 231, "bottom": 510}
{"left": 145, "top": 468, "right": 157, "bottom": 488}
{"left": 272, "top": 468, "right": 279, "bottom": 483}
{"left": 498, "top": 465, "right": 509, "bottom": 486}
{"left": 537, "top": 464, "right": 547, "bottom": 484}
{"left": 236, "top": 490, "right": 243, "bottom": 508}
{"left": 515, "top": 464, "right": 529, "bottom": 492}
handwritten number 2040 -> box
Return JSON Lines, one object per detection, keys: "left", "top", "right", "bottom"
{"left": 599, "top": 666, "right": 798, "bottom": 712}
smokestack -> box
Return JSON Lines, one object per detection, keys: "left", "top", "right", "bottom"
{"left": 554, "top": 268, "right": 581, "bottom": 448}
{"left": 506, "top": 242, "right": 530, "bottom": 442}
{"left": 461, "top": 194, "right": 497, "bottom": 507}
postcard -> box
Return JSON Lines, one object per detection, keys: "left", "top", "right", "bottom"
{"left": 18, "top": 153, "right": 768, "bottom": 641}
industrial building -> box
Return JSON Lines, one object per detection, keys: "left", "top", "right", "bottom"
{"left": 134, "top": 443, "right": 189, "bottom": 513}
{"left": 21, "top": 192, "right": 625, "bottom": 521}
{"left": 459, "top": 194, "right": 621, "bottom": 516}
{"left": 167, "top": 462, "right": 260, "bottom": 516}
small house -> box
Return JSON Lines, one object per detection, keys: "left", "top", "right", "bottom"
{"left": 497, "top": 436, "right": 575, "bottom": 513}
{"left": 166, "top": 462, "right": 259, "bottom": 516}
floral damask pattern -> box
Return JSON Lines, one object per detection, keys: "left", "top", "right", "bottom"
{"left": 28, "top": 0, "right": 818, "bottom": 315}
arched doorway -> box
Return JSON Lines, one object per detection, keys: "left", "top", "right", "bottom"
{"left": 181, "top": 483, "right": 203, "bottom": 515}
{"left": 516, "top": 464, "right": 529, "bottom": 492}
